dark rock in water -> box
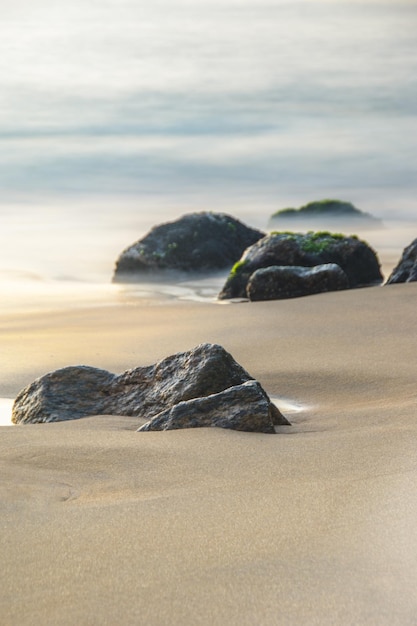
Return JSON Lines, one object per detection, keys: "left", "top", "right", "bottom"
{"left": 219, "top": 231, "right": 383, "bottom": 300}
{"left": 386, "top": 238, "right": 417, "bottom": 284}
{"left": 12, "top": 343, "right": 289, "bottom": 432}
{"left": 270, "top": 199, "right": 382, "bottom": 227}
{"left": 138, "top": 381, "right": 278, "bottom": 433}
{"left": 246, "top": 263, "right": 349, "bottom": 301}
{"left": 113, "top": 212, "right": 264, "bottom": 281}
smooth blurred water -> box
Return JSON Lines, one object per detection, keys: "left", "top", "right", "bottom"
{"left": 1, "top": 0, "right": 416, "bottom": 296}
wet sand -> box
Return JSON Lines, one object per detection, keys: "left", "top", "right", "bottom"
{"left": 1, "top": 283, "right": 417, "bottom": 624}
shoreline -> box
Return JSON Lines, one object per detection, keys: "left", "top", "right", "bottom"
{"left": 0, "top": 214, "right": 413, "bottom": 316}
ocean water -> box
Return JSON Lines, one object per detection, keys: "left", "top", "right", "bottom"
{"left": 1, "top": 0, "right": 417, "bottom": 307}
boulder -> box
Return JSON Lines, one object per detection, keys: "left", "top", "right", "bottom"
{"left": 246, "top": 263, "right": 349, "bottom": 301}
{"left": 113, "top": 212, "right": 264, "bottom": 281}
{"left": 138, "top": 381, "right": 276, "bottom": 434}
{"left": 12, "top": 343, "right": 289, "bottom": 432}
{"left": 219, "top": 231, "right": 383, "bottom": 300}
{"left": 386, "top": 238, "right": 417, "bottom": 284}
{"left": 269, "top": 199, "right": 383, "bottom": 228}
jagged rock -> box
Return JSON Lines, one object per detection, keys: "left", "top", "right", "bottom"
{"left": 12, "top": 343, "right": 289, "bottom": 432}
{"left": 386, "top": 238, "right": 417, "bottom": 284}
{"left": 269, "top": 199, "right": 383, "bottom": 228}
{"left": 219, "top": 231, "right": 383, "bottom": 300}
{"left": 113, "top": 212, "right": 264, "bottom": 281}
{"left": 246, "top": 263, "right": 349, "bottom": 301}
{"left": 138, "top": 381, "right": 277, "bottom": 433}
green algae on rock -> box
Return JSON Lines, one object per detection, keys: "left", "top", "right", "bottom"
{"left": 270, "top": 200, "right": 383, "bottom": 228}
{"left": 219, "top": 231, "right": 383, "bottom": 300}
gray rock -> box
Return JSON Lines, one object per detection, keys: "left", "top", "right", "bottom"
{"left": 270, "top": 199, "right": 383, "bottom": 228}
{"left": 113, "top": 212, "right": 264, "bottom": 281}
{"left": 246, "top": 263, "right": 349, "bottom": 301}
{"left": 386, "top": 238, "right": 417, "bottom": 284}
{"left": 12, "top": 343, "right": 289, "bottom": 432}
{"left": 138, "top": 381, "right": 277, "bottom": 433}
{"left": 219, "top": 231, "right": 383, "bottom": 300}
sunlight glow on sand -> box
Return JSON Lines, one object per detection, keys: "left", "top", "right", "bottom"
{"left": 271, "top": 396, "right": 306, "bottom": 414}
{"left": 0, "top": 399, "right": 14, "bottom": 426}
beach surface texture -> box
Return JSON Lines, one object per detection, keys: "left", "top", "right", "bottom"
{"left": 1, "top": 276, "right": 417, "bottom": 625}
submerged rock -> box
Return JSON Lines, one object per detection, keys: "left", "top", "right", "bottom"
{"left": 12, "top": 343, "right": 289, "bottom": 432}
{"left": 246, "top": 263, "right": 349, "bottom": 301}
{"left": 219, "top": 231, "right": 383, "bottom": 300}
{"left": 269, "top": 199, "right": 382, "bottom": 228}
{"left": 113, "top": 212, "right": 264, "bottom": 281}
{"left": 386, "top": 238, "right": 417, "bottom": 284}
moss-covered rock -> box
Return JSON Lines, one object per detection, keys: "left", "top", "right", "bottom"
{"left": 113, "top": 212, "right": 264, "bottom": 281}
{"left": 270, "top": 200, "right": 382, "bottom": 227}
{"left": 218, "top": 231, "right": 383, "bottom": 300}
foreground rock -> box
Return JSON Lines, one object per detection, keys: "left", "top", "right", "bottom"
{"left": 138, "top": 381, "right": 277, "bottom": 433}
{"left": 113, "top": 212, "right": 264, "bottom": 281}
{"left": 246, "top": 263, "right": 349, "bottom": 301}
{"left": 270, "top": 199, "right": 383, "bottom": 228}
{"left": 219, "top": 231, "right": 383, "bottom": 300}
{"left": 12, "top": 343, "right": 289, "bottom": 432}
{"left": 386, "top": 238, "right": 417, "bottom": 284}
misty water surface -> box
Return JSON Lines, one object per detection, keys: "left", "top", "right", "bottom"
{"left": 0, "top": 0, "right": 416, "bottom": 289}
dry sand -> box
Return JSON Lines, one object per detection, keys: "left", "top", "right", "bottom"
{"left": 1, "top": 283, "right": 417, "bottom": 625}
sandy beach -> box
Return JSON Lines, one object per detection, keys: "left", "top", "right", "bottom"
{"left": 1, "top": 280, "right": 417, "bottom": 625}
